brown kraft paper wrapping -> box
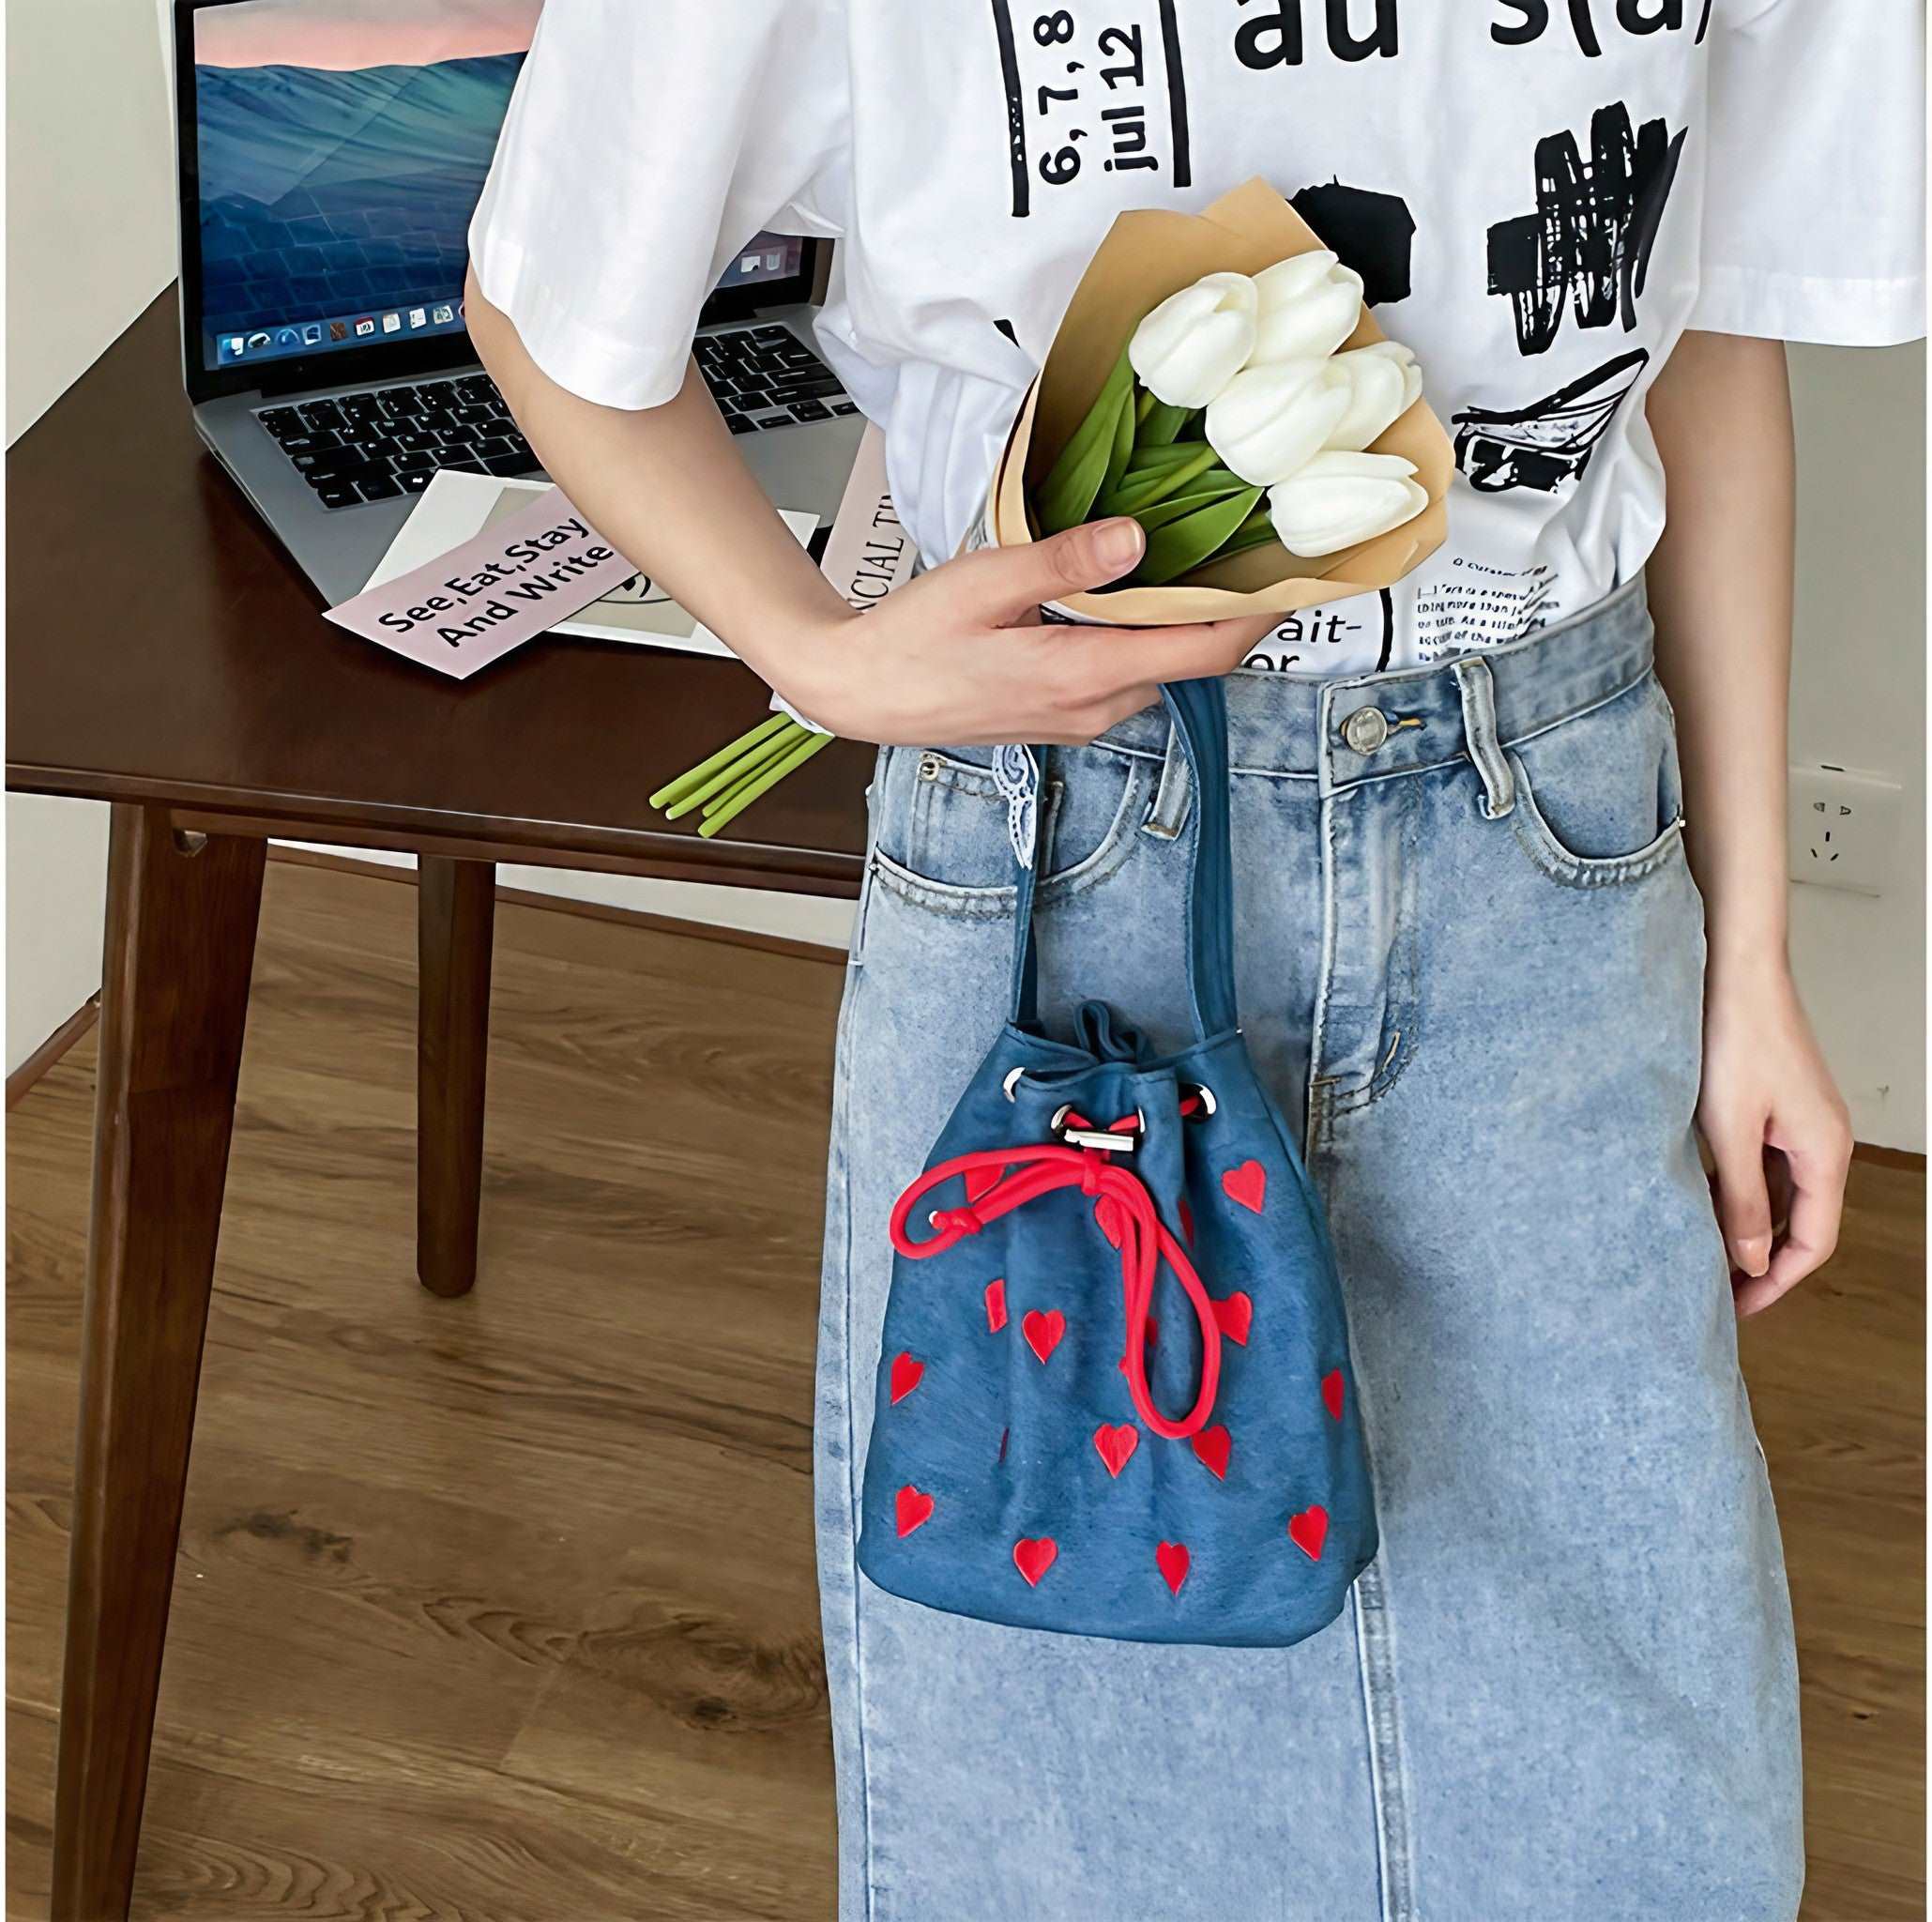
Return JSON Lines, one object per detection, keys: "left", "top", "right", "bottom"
{"left": 988, "top": 176, "right": 1455, "bottom": 627}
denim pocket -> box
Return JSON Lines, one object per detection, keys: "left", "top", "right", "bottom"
{"left": 1505, "top": 674, "right": 1687, "bottom": 887}
{"left": 870, "top": 741, "right": 1154, "bottom": 916}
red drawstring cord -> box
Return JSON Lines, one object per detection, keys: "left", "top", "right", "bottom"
{"left": 888, "top": 1120, "right": 1223, "bottom": 1442}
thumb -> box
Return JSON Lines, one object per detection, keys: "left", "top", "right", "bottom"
{"left": 965, "top": 516, "right": 1148, "bottom": 620}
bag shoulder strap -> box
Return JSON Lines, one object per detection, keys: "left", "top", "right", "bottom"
{"left": 1008, "top": 675, "right": 1240, "bottom": 1041}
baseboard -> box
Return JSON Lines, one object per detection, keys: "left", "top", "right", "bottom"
{"left": 266, "top": 844, "right": 849, "bottom": 965}
{"left": 22, "top": 856, "right": 1932, "bottom": 1171}
{"left": 7, "top": 996, "right": 100, "bottom": 1109}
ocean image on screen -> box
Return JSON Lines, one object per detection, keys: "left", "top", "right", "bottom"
{"left": 195, "top": 43, "right": 519, "bottom": 370}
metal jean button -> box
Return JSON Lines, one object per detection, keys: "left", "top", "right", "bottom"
{"left": 917, "top": 753, "right": 942, "bottom": 781}
{"left": 1342, "top": 707, "right": 1392, "bottom": 755}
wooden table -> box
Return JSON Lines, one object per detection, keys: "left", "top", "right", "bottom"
{"left": 7, "top": 291, "right": 871, "bottom": 1922}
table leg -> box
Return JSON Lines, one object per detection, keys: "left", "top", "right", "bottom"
{"left": 416, "top": 857, "right": 494, "bottom": 1299}
{"left": 53, "top": 809, "right": 265, "bottom": 1922}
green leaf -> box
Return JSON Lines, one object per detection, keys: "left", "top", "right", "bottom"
{"left": 1103, "top": 380, "right": 1136, "bottom": 499}
{"left": 1221, "top": 522, "right": 1284, "bottom": 558}
{"left": 1138, "top": 399, "right": 1192, "bottom": 448}
{"left": 1126, "top": 440, "right": 1211, "bottom": 475}
{"left": 1100, "top": 446, "right": 1224, "bottom": 517}
{"left": 1131, "top": 480, "right": 1250, "bottom": 533}
{"left": 1134, "top": 486, "right": 1265, "bottom": 586}
{"left": 1033, "top": 345, "right": 1134, "bottom": 535}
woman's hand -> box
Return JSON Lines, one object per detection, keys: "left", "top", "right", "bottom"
{"left": 770, "top": 517, "right": 1279, "bottom": 747}
{"left": 467, "top": 298, "right": 1275, "bottom": 749}
{"left": 1699, "top": 953, "right": 1854, "bottom": 1316}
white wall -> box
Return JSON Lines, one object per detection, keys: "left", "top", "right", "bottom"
{"left": 1786, "top": 342, "right": 1926, "bottom": 1149}
{"left": 5, "top": 0, "right": 179, "bottom": 1071}
{"left": 5, "top": 4, "right": 1924, "bottom": 1147}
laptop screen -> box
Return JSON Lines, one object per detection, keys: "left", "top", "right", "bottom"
{"left": 189, "top": 1, "right": 805, "bottom": 377}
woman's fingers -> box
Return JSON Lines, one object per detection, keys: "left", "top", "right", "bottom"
{"left": 1703, "top": 1105, "right": 1775, "bottom": 1287}
{"left": 955, "top": 517, "right": 1149, "bottom": 622}
{"left": 1736, "top": 1106, "right": 1853, "bottom": 1317}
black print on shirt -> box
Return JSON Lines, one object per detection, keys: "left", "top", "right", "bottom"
{"left": 1486, "top": 103, "right": 1685, "bottom": 356}
{"left": 1452, "top": 348, "right": 1651, "bottom": 493}
{"left": 1245, "top": 590, "right": 1396, "bottom": 672}
{"left": 991, "top": 1, "right": 1193, "bottom": 218}
{"left": 1491, "top": 0, "right": 1713, "bottom": 53}
{"left": 1289, "top": 179, "right": 1416, "bottom": 306}
{"left": 1233, "top": 0, "right": 1398, "bottom": 67}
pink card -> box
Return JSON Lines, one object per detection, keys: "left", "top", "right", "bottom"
{"left": 325, "top": 484, "right": 640, "bottom": 679}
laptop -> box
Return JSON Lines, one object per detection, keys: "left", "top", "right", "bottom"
{"left": 174, "top": 0, "right": 868, "bottom": 608}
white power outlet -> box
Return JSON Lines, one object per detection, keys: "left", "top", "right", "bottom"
{"left": 1787, "top": 763, "right": 1901, "bottom": 895}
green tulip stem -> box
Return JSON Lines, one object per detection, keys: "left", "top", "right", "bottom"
{"left": 664, "top": 721, "right": 803, "bottom": 819}
{"left": 1120, "top": 444, "right": 1219, "bottom": 511}
{"left": 699, "top": 729, "right": 833, "bottom": 839}
{"left": 1135, "top": 388, "right": 1158, "bottom": 425}
{"left": 648, "top": 711, "right": 792, "bottom": 811}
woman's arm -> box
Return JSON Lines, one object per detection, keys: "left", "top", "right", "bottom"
{"left": 464, "top": 270, "right": 1274, "bottom": 746}
{"left": 1645, "top": 329, "right": 1853, "bottom": 1316}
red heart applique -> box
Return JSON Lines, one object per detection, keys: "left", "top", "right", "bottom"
{"left": 1221, "top": 1160, "right": 1267, "bottom": 1213}
{"left": 1321, "top": 1368, "right": 1345, "bottom": 1422}
{"left": 984, "top": 1278, "right": 1008, "bottom": 1333}
{"left": 965, "top": 1164, "right": 1006, "bottom": 1204}
{"left": 1093, "top": 1423, "right": 1139, "bottom": 1477}
{"left": 1013, "top": 1536, "right": 1058, "bottom": 1586}
{"left": 896, "top": 1486, "right": 934, "bottom": 1537}
{"left": 1094, "top": 1196, "right": 1126, "bottom": 1248}
{"left": 1191, "top": 1425, "right": 1232, "bottom": 1480}
{"left": 890, "top": 1352, "right": 924, "bottom": 1404}
{"left": 1212, "top": 1292, "right": 1253, "bottom": 1345}
{"left": 1156, "top": 1541, "right": 1191, "bottom": 1596}
{"left": 1022, "top": 1309, "right": 1065, "bottom": 1364}
{"left": 1288, "top": 1505, "right": 1329, "bottom": 1562}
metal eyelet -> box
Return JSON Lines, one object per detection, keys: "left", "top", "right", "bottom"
{"left": 1185, "top": 1084, "right": 1218, "bottom": 1117}
{"left": 1052, "top": 1103, "right": 1142, "bottom": 1152}
{"left": 1003, "top": 1066, "right": 1027, "bottom": 1102}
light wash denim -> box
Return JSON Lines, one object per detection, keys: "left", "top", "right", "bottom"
{"left": 814, "top": 578, "right": 1802, "bottom": 1921}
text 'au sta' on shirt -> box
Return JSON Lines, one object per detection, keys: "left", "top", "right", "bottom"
{"left": 471, "top": 0, "right": 1925, "bottom": 677}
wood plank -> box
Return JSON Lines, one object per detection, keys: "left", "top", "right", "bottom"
{"left": 8, "top": 857, "right": 1921, "bottom": 1918}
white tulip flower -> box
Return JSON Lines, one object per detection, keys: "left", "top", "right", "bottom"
{"left": 1205, "top": 360, "right": 1353, "bottom": 486}
{"left": 1325, "top": 343, "right": 1423, "bottom": 453}
{"left": 1249, "top": 250, "right": 1365, "bottom": 366}
{"left": 1128, "top": 272, "right": 1259, "bottom": 409}
{"left": 1269, "top": 451, "right": 1430, "bottom": 558}
{"left": 1358, "top": 340, "right": 1425, "bottom": 412}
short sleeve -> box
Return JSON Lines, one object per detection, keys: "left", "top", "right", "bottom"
{"left": 1689, "top": 0, "right": 1925, "bottom": 344}
{"left": 468, "top": 0, "right": 849, "bottom": 408}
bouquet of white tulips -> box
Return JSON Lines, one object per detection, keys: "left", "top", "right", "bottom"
{"left": 986, "top": 176, "right": 1451, "bottom": 626}
{"left": 1033, "top": 255, "right": 1429, "bottom": 586}
{"left": 649, "top": 180, "right": 1453, "bottom": 840}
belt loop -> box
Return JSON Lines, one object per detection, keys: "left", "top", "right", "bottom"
{"left": 1142, "top": 719, "right": 1194, "bottom": 841}
{"left": 1453, "top": 656, "right": 1515, "bottom": 820}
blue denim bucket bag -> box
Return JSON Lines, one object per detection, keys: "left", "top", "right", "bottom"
{"left": 857, "top": 676, "right": 1378, "bottom": 1646}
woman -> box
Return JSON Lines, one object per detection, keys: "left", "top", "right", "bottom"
{"left": 465, "top": 5, "right": 1922, "bottom": 1915}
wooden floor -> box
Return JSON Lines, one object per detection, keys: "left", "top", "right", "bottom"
{"left": 7, "top": 859, "right": 1924, "bottom": 1919}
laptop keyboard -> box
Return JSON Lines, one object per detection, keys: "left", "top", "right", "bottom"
{"left": 255, "top": 324, "right": 859, "bottom": 511}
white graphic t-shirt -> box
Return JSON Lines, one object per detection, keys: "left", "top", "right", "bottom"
{"left": 470, "top": 0, "right": 1924, "bottom": 675}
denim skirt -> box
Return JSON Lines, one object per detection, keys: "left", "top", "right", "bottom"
{"left": 813, "top": 578, "right": 1802, "bottom": 1921}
